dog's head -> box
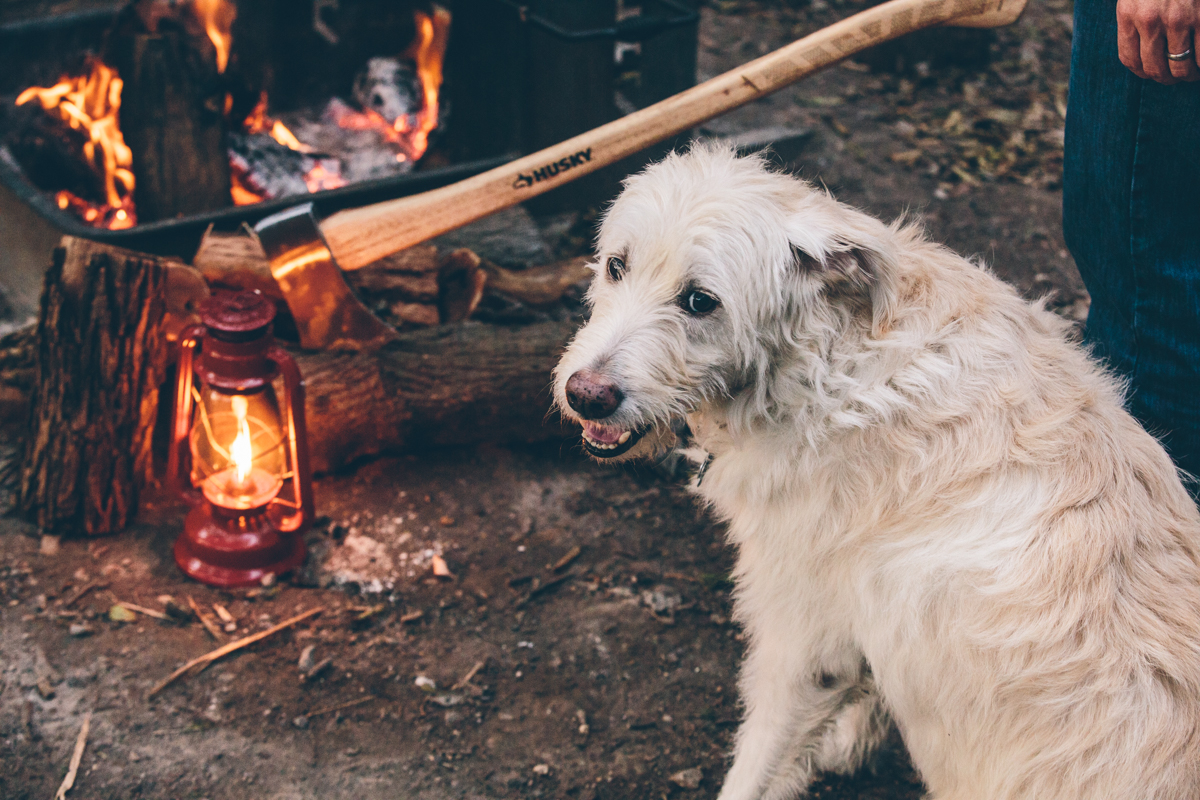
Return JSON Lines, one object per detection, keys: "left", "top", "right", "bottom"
{"left": 553, "top": 143, "right": 901, "bottom": 461}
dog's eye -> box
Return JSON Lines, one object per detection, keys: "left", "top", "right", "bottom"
{"left": 682, "top": 289, "right": 719, "bottom": 315}
{"left": 606, "top": 256, "right": 626, "bottom": 282}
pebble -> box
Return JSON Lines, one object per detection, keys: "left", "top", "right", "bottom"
{"left": 532, "top": 764, "right": 550, "bottom": 776}
{"left": 670, "top": 767, "right": 704, "bottom": 790}
{"left": 292, "top": 715, "right": 310, "bottom": 729}
{"left": 298, "top": 645, "right": 317, "bottom": 673}
{"left": 68, "top": 623, "right": 93, "bottom": 637}
{"left": 414, "top": 675, "right": 437, "bottom": 692}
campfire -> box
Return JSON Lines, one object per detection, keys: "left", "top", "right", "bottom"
{"left": 11, "top": 0, "right": 450, "bottom": 229}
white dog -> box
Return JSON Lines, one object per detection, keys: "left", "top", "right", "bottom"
{"left": 553, "top": 144, "right": 1200, "bottom": 800}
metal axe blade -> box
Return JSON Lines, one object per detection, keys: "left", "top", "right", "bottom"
{"left": 253, "top": 203, "right": 398, "bottom": 351}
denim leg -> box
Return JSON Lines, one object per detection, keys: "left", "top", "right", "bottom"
{"left": 1064, "top": 0, "right": 1200, "bottom": 497}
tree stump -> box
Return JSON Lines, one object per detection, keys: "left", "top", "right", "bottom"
{"left": 19, "top": 238, "right": 168, "bottom": 536}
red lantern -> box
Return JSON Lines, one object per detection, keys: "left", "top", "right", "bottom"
{"left": 167, "top": 290, "right": 313, "bottom": 587}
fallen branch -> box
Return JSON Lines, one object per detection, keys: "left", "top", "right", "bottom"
{"left": 53, "top": 711, "right": 90, "bottom": 800}
{"left": 148, "top": 607, "right": 323, "bottom": 698}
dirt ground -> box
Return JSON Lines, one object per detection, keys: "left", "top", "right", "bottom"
{"left": 1, "top": 1, "right": 1083, "bottom": 798}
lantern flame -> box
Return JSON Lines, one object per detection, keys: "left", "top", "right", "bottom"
{"left": 230, "top": 395, "right": 253, "bottom": 486}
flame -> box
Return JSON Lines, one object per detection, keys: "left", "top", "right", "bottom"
{"left": 16, "top": 58, "right": 136, "bottom": 229}
{"left": 332, "top": 6, "right": 450, "bottom": 163}
{"left": 406, "top": 6, "right": 451, "bottom": 160}
{"left": 193, "top": 0, "right": 236, "bottom": 75}
{"left": 230, "top": 395, "right": 253, "bottom": 485}
{"left": 303, "top": 161, "right": 346, "bottom": 193}
{"left": 243, "top": 91, "right": 315, "bottom": 153}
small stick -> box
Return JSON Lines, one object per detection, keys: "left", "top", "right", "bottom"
{"left": 307, "top": 695, "right": 374, "bottom": 718}
{"left": 53, "top": 711, "right": 91, "bottom": 800}
{"left": 187, "top": 596, "right": 223, "bottom": 640}
{"left": 148, "top": 607, "right": 323, "bottom": 698}
{"left": 115, "top": 601, "right": 170, "bottom": 621}
{"left": 552, "top": 545, "right": 582, "bottom": 572}
{"left": 62, "top": 582, "right": 106, "bottom": 608}
{"left": 451, "top": 660, "right": 486, "bottom": 690}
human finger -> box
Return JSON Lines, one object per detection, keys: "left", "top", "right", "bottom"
{"left": 1117, "top": 1, "right": 1148, "bottom": 77}
{"left": 1140, "top": 26, "right": 1176, "bottom": 83}
{"left": 1166, "top": 28, "right": 1198, "bottom": 81}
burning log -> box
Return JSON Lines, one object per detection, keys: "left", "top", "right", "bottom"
{"left": 19, "top": 238, "right": 169, "bottom": 536}
{"left": 106, "top": 20, "right": 232, "bottom": 222}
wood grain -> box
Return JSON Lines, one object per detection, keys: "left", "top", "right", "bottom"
{"left": 320, "top": 0, "right": 1026, "bottom": 271}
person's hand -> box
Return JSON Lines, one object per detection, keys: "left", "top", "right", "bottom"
{"left": 1116, "top": 0, "right": 1200, "bottom": 83}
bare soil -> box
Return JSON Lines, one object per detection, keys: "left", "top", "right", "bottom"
{"left": 0, "top": 1, "right": 1082, "bottom": 798}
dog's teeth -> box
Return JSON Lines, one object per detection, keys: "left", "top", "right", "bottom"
{"left": 618, "top": 431, "right": 630, "bottom": 444}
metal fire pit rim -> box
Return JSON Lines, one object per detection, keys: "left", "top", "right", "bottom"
{"left": 0, "top": 146, "right": 518, "bottom": 259}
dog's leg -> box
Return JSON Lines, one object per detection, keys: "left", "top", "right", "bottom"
{"left": 751, "top": 673, "right": 890, "bottom": 800}
{"left": 717, "top": 646, "right": 857, "bottom": 800}
{"left": 811, "top": 674, "right": 890, "bottom": 775}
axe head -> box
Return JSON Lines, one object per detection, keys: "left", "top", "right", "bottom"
{"left": 253, "top": 203, "right": 398, "bottom": 351}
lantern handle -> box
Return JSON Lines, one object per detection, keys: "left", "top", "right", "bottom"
{"left": 167, "top": 325, "right": 207, "bottom": 505}
{"left": 267, "top": 346, "right": 314, "bottom": 532}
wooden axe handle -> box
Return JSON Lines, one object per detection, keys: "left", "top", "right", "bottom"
{"left": 322, "top": 0, "right": 1026, "bottom": 271}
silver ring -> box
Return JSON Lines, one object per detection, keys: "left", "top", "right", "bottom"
{"left": 1167, "top": 47, "right": 1193, "bottom": 61}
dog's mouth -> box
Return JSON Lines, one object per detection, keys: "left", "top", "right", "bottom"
{"left": 581, "top": 421, "right": 645, "bottom": 458}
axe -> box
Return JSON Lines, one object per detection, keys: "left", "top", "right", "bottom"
{"left": 255, "top": 0, "right": 1028, "bottom": 350}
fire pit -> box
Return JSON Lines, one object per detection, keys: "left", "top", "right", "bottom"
{"left": 0, "top": 0, "right": 699, "bottom": 258}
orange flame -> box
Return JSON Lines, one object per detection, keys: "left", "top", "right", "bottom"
{"left": 333, "top": 6, "right": 450, "bottom": 163}
{"left": 243, "top": 92, "right": 315, "bottom": 153}
{"left": 193, "top": 0, "right": 236, "bottom": 75}
{"left": 16, "top": 58, "right": 136, "bottom": 230}
{"left": 405, "top": 6, "right": 451, "bottom": 159}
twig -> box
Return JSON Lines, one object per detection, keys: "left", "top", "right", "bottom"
{"left": 187, "top": 596, "right": 224, "bottom": 640}
{"left": 552, "top": 545, "right": 582, "bottom": 572}
{"left": 399, "top": 610, "right": 424, "bottom": 623}
{"left": 115, "top": 601, "right": 169, "bottom": 621}
{"left": 148, "top": 607, "right": 323, "bottom": 698}
{"left": 451, "top": 660, "right": 486, "bottom": 691}
{"left": 307, "top": 695, "right": 374, "bottom": 718}
{"left": 53, "top": 711, "right": 90, "bottom": 800}
{"left": 62, "top": 582, "right": 106, "bottom": 608}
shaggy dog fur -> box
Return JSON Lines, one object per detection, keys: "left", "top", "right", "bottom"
{"left": 552, "top": 144, "right": 1200, "bottom": 800}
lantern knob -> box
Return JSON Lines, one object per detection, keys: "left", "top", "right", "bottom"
{"left": 200, "top": 289, "right": 276, "bottom": 339}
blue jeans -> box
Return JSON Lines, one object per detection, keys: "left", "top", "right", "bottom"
{"left": 1063, "top": 0, "right": 1200, "bottom": 500}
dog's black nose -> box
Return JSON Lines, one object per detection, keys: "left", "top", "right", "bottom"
{"left": 565, "top": 370, "right": 624, "bottom": 419}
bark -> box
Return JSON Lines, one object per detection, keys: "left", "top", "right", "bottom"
{"left": 19, "top": 237, "right": 168, "bottom": 536}
{"left": 107, "top": 24, "right": 231, "bottom": 222}
{"left": 295, "top": 319, "right": 575, "bottom": 474}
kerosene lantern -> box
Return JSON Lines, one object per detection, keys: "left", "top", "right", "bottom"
{"left": 167, "top": 290, "right": 314, "bottom": 587}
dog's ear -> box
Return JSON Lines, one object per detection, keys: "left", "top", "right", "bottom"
{"left": 789, "top": 234, "right": 900, "bottom": 338}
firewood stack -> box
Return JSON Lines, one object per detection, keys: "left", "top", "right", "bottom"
{"left": 14, "top": 232, "right": 591, "bottom": 536}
